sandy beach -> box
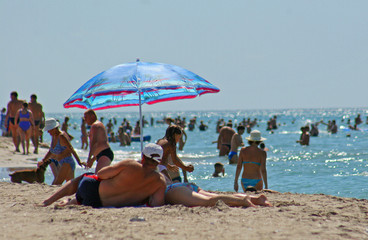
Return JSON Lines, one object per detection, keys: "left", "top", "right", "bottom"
{"left": 1, "top": 136, "right": 367, "bottom": 240}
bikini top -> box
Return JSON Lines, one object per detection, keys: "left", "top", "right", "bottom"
{"left": 19, "top": 111, "right": 30, "bottom": 119}
{"left": 50, "top": 138, "right": 67, "bottom": 155}
{"left": 243, "top": 161, "right": 261, "bottom": 166}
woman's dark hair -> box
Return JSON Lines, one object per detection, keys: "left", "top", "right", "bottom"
{"left": 248, "top": 140, "right": 262, "bottom": 146}
{"left": 164, "top": 125, "right": 182, "bottom": 145}
{"left": 22, "top": 102, "right": 28, "bottom": 108}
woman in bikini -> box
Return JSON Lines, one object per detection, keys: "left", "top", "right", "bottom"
{"left": 157, "top": 125, "right": 194, "bottom": 183}
{"left": 14, "top": 102, "right": 35, "bottom": 155}
{"left": 234, "top": 130, "right": 268, "bottom": 192}
{"left": 38, "top": 118, "right": 86, "bottom": 185}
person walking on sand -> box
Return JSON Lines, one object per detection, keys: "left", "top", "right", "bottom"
{"left": 84, "top": 109, "right": 114, "bottom": 173}
{"left": 40, "top": 143, "right": 166, "bottom": 208}
{"left": 28, "top": 94, "right": 45, "bottom": 154}
{"left": 14, "top": 102, "right": 35, "bottom": 155}
{"left": 38, "top": 118, "right": 86, "bottom": 185}
{"left": 5, "top": 91, "right": 24, "bottom": 152}
{"left": 229, "top": 125, "right": 245, "bottom": 164}
{"left": 234, "top": 130, "right": 268, "bottom": 192}
{"left": 157, "top": 125, "right": 194, "bottom": 183}
{"left": 217, "top": 123, "right": 236, "bottom": 156}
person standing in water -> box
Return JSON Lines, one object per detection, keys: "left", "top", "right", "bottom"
{"left": 234, "top": 130, "right": 268, "bottom": 192}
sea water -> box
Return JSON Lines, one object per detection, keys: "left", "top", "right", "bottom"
{"left": 1, "top": 108, "right": 367, "bottom": 199}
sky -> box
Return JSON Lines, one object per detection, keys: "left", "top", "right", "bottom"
{"left": 1, "top": 0, "right": 367, "bottom": 114}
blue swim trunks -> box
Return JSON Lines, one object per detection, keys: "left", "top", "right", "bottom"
{"left": 228, "top": 151, "right": 237, "bottom": 160}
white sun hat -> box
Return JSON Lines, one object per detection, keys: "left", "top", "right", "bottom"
{"left": 43, "top": 118, "right": 60, "bottom": 132}
{"left": 246, "top": 130, "right": 267, "bottom": 141}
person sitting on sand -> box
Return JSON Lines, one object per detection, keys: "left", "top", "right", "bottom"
{"left": 234, "top": 130, "right": 268, "bottom": 192}
{"left": 40, "top": 143, "right": 167, "bottom": 208}
{"left": 157, "top": 125, "right": 194, "bottom": 183}
{"left": 212, "top": 162, "right": 225, "bottom": 177}
{"left": 38, "top": 118, "right": 86, "bottom": 185}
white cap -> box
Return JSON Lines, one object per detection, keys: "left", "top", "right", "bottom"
{"left": 142, "top": 143, "right": 163, "bottom": 163}
{"left": 43, "top": 118, "right": 60, "bottom": 132}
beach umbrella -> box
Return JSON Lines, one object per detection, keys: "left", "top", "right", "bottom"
{"left": 63, "top": 59, "right": 220, "bottom": 150}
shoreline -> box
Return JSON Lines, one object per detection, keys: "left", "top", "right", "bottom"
{"left": 1, "top": 136, "right": 368, "bottom": 239}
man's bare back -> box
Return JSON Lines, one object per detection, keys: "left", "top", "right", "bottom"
{"left": 98, "top": 160, "right": 166, "bottom": 207}
{"left": 217, "top": 126, "right": 236, "bottom": 156}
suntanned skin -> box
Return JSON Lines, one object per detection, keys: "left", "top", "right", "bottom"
{"left": 28, "top": 95, "right": 45, "bottom": 154}
{"left": 37, "top": 127, "right": 85, "bottom": 185}
{"left": 41, "top": 158, "right": 166, "bottom": 208}
{"left": 234, "top": 142, "right": 268, "bottom": 191}
{"left": 157, "top": 133, "right": 194, "bottom": 173}
{"left": 217, "top": 126, "right": 236, "bottom": 156}
{"left": 14, "top": 105, "right": 35, "bottom": 155}
{"left": 5, "top": 93, "right": 24, "bottom": 152}
{"left": 229, "top": 128, "right": 245, "bottom": 164}
{"left": 84, "top": 110, "right": 111, "bottom": 173}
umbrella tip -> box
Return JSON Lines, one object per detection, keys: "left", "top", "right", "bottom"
{"left": 136, "top": 58, "right": 140, "bottom": 62}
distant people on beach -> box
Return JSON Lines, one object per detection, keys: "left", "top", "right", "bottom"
{"left": 198, "top": 121, "right": 208, "bottom": 131}
{"left": 259, "top": 142, "right": 269, "bottom": 151}
{"left": 320, "top": 119, "right": 338, "bottom": 134}
{"left": 1, "top": 108, "right": 7, "bottom": 136}
{"left": 40, "top": 143, "right": 166, "bottom": 208}
{"left": 5, "top": 91, "right": 25, "bottom": 152}
{"left": 297, "top": 126, "right": 310, "bottom": 146}
{"left": 355, "top": 114, "right": 362, "bottom": 126}
{"left": 188, "top": 117, "right": 196, "bottom": 131}
{"left": 84, "top": 109, "right": 114, "bottom": 173}
{"left": 15, "top": 102, "right": 35, "bottom": 155}
{"left": 212, "top": 162, "right": 225, "bottom": 177}
{"left": 106, "top": 119, "right": 114, "bottom": 134}
{"left": 309, "top": 123, "right": 319, "bottom": 137}
{"left": 80, "top": 118, "right": 89, "bottom": 150}
{"left": 157, "top": 125, "right": 194, "bottom": 183}
{"left": 330, "top": 120, "right": 338, "bottom": 134}
{"left": 133, "top": 121, "right": 141, "bottom": 135}
{"left": 118, "top": 126, "right": 131, "bottom": 146}
{"left": 38, "top": 118, "right": 86, "bottom": 185}
{"left": 217, "top": 123, "right": 236, "bottom": 156}
{"left": 234, "top": 130, "right": 268, "bottom": 192}
{"left": 28, "top": 94, "right": 45, "bottom": 154}
{"left": 229, "top": 125, "right": 245, "bottom": 164}
{"left": 61, "top": 117, "right": 74, "bottom": 140}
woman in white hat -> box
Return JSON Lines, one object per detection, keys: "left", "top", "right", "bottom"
{"left": 38, "top": 118, "right": 86, "bottom": 185}
{"left": 234, "top": 130, "right": 268, "bottom": 192}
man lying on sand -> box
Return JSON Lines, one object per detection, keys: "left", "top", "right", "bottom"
{"left": 40, "top": 143, "right": 166, "bottom": 208}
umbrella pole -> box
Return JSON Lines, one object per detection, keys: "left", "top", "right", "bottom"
{"left": 139, "top": 90, "right": 143, "bottom": 152}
